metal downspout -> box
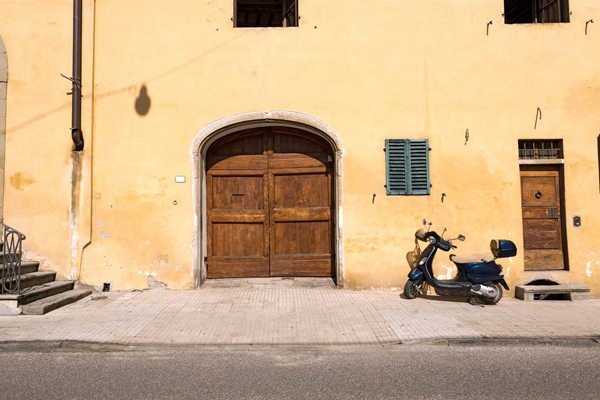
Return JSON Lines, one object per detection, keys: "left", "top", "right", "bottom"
{"left": 71, "top": 0, "right": 84, "bottom": 151}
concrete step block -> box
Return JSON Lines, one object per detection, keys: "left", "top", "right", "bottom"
{"left": 21, "top": 289, "right": 92, "bottom": 315}
{"left": 515, "top": 285, "right": 591, "bottom": 301}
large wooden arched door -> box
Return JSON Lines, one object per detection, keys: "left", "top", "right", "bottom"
{"left": 206, "top": 127, "right": 334, "bottom": 279}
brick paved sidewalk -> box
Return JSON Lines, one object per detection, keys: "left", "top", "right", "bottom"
{"left": 1, "top": 281, "right": 599, "bottom": 346}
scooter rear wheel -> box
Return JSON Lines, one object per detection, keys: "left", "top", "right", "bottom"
{"left": 404, "top": 280, "right": 420, "bottom": 299}
{"left": 478, "top": 283, "right": 503, "bottom": 305}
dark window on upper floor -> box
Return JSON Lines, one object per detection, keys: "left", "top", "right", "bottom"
{"left": 234, "top": 0, "right": 298, "bottom": 28}
{"left": 504, "top": 0, "right": 570, "bottom": 24}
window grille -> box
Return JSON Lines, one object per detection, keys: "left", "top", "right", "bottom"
{"left": 518, "top": 139, "right": 563, "bottom": 160}
{"left": 385, "top": 139, "right": 431, "bottom": 196}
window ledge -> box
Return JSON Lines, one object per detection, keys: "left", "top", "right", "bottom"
{"left": 519, "top": 159, "right": 564, "bottom": 165}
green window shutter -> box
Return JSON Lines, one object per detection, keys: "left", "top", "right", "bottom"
{"left": 407, "top": 139, "right": 431, "bottom": 195}
{"left": 385, "top": 139, "right": 408, "bottom": 195}
{"left": 385, "top": 139, "right": 431, "bottom": 196}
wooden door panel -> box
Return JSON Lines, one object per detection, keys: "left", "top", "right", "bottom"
{"left": 522, "top": 208, "right": 554, "bottom": 219}
{"left": 208, "top": 131, "right": 264, "bottom": 156}
{"left": 207, "top": 156, "right": 269, "bottom": 171}
{"left": 211, "top": 223, "right": 266, "bottom": 257}
{"left": 211, "top": 176, "right": 264, "bottom": 210}
{"left": 208, "top": 260, "right": 270, "bottom": 279}
{"left": 274, "top": 221, "right": 331, "bottom": 256}
{"left": 272, "top": 208, "right": 330, "bottom": 222}
{"left": 524, "top": 250, "right": 565, "bottom": 271}
{"left": 274, "top": 174, "right": 329, "bottom": 208}
{"left": 521, "top": 177, "right": 557, "bottom": 207}
{"left": 270, "top": 259, "right": 332, "bottom": 277}
{"left": 207, "top": 172, "right": 269, "bottom": 278}
{"left": 209, "top": 210, "right": 266, "bottom": 223}
{"left": 206, "top": 131, "right": 270, "bottom": 278}
{"left": 269, "top": 156, "right": 329, "bottom": 170}
{"left": 273, "top": 129, "right": 330, "bottom": 155}
{"left": 269, "top": 168, "right": 332, "bottom": 277}
{"left": 523, "top": 220, "right": 560, "bottom": 249}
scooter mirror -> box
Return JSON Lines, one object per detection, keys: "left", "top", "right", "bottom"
{"left": 422, "top": 218, "right": 427, "bottom": 226}
{"left": 458, "top": 234, "right": 466, "bottom": 241}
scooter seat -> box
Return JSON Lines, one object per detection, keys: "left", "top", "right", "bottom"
{"left": 450, "top": 253, "right": 495, "bottom": 263}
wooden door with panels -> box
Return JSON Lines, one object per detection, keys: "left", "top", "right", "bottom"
{"left": 206, "top": 127, "right": 334, "bottom": 279}
{"left": 520, "top": 166, "right": 566, "bottom": 270}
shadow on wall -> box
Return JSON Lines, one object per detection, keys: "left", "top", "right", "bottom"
{"left": 135, "top": 84, "right": 151, "bottom": 116}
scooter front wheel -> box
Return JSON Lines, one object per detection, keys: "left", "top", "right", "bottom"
{"left": 404, "top": 280, "right": 420, "bottom": 299}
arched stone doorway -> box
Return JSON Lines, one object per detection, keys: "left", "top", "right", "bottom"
{"left": 0, "top": 35, "right": 7, "bottom": 221}
{"left": 191, "top": 111, "right": 344, "bottom": 287}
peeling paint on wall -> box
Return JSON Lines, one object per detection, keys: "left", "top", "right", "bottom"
{"left": 436, "top": 262, "right": 454, "bottom": 280}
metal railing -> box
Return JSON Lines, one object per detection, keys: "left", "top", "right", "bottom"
{"left": 0, "top": 223, "right": 26, "bottom": 295}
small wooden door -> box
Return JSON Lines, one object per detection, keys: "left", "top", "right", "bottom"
{"left": 206, "top": 127, "right": 334, "bottom": 278}
{"left": 520, "top": 166, "right": 565, "bottom": 270}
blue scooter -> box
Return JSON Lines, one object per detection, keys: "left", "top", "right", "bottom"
{"left": 404, "top": 221, "right": 516, "bottom": 305}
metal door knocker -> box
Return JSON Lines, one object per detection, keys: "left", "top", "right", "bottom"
{"left": 535, "top": 191, "right": 542, "bottom": 199}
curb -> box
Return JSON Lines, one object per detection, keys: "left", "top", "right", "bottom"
{"left": 1, "top": 337, "right": 599, "bottom": 352}
{"left": 405, "top": 337, "right": 600, "bottom": 348}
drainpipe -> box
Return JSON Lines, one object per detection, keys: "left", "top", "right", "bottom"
{"left": 71, "top": 0, "right": 84, "bottom": 151}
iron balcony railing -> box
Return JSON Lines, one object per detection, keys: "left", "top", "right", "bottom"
{"left": 0, "top": 223, "right": 26, "bottom": 295}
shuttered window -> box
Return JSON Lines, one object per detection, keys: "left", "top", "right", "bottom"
{"left": 385, "top": 139, "right": 431, "bottom": 195}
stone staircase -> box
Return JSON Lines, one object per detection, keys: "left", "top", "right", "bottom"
{"left": 0, "top": 249, "right": 91, "bottom": 315}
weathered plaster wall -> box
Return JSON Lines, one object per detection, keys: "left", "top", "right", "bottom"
{"left": 0, "top": 1, "right": 95, "bottom": 279}
{"left": 0, "top": 35, "right": 7, "bottom": 220}
{"left": 1, "top": 1, "right": 600, "bottom": 295}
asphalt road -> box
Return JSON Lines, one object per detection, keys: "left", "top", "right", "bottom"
{"left": 1, "top": 344, "right": 599, "bottom": 399}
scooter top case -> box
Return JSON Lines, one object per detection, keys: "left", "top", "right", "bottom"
{"left": 490, "top": 239, "right": 517, "bottom": 258}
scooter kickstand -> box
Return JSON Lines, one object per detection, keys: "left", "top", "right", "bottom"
{"left": 468, "top": 295, "right": 477, "bottom": 306}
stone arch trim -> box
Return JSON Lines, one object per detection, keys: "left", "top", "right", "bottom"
{"left": 0, "top": 35, "right": 7, "bottom": 221}
{"left": 190, "top": 111, "right": 345, "bottom": 287}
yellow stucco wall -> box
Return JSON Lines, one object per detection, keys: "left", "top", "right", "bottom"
{"left": 1, "top": 1, "right": 599, "bottom": 296}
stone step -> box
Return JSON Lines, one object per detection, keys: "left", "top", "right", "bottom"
{"left": 17, "top": 271, "right": 57, "bottom": 289}
{"left": 0, "top": 261, "right": 39, "bottom": 276}
{"left": 0, "top": 252, "right": 22, "bottom": 263}
{"left": 21, "top": 289, "right": 92, "bottom": 315}
{"left": 515, "top": 284, "right": 591, "bottom": 301}
{"left": 0, "top": 280, "right": 74, "bottom": 306}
